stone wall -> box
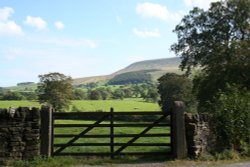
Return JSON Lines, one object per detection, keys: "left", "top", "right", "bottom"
{"left": 185, "top": 113, "right": 216, "bottom": 157}
{"left": 0, "top": 107, "right": 40, "bottom": 165}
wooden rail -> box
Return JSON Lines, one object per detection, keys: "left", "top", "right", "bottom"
{"left": 52, "top": 109, "right": 171, "bottom": 158}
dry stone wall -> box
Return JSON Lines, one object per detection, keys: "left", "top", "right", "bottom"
{"left": 185, "top": 113, "right": 216, "bottom": 157}
{"left": 0, "top": 107, "right": 40, "bottom": 165}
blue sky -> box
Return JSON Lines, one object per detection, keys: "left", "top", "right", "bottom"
{"left": 0, "top": 0, "right": 218, "bottom": 86}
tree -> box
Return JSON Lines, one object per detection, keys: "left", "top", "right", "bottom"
{"left": 171, "top": 0, "right": 250, "bottom": 109}
{"left": 73, "top": 88, "right": 87, "bottom": 100}
{"left": 20, "top": 91, "right": 38, "bottom": 100}
{"left": 158, "top": 73, "right": 194, "bottom": 112}
{"left": 37, "top": 72, "right": 73, "bottom": 111}
{"left": 143, "top": 87, "right": 159, "bottom": 103}
{"left": 96, "top": 88, "right": 111, "bottom": 100}
{"left": 112, "top": 89, "right": 125, "bottom": 100}
{"left": 1, "top": 90, "right": 24, "bottom": 100}
{"left": 88, "top": 89, "right": 102, "bottom": 100}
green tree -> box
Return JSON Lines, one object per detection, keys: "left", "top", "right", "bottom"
{"left": 88, "top": 89, "right": 102, "bottom": 100}
{"left": 143, "top": 87, "right": 159, "bottom": 103}
{"left": 37, "top": 72, "right": 73, "bottom": 111}
{"left": 73, "top": 88, "right": 87, "bottom": 100}
{"left": 171, "top": 0, "right": 250, "bottom": 109}
{"left": 158, "top": 73, "right": 194, "bottom": 112}
{"left": 96, "top": 88, "right": 111, "bottom": 100}
{"left": 1, "top": 90, "right": 24, "bottom": 100}
{"left": 112, "top": 89, "right": 125, "bottom": 100}
{"left": 20, "top": 91, "right": 38, "bottom": 100}
{"left": 123, "top": 88, "right": 133, "bottom": 98}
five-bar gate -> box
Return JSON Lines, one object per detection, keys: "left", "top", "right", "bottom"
{"left": 52, "top": 109, "right": 172, "bottom": 158}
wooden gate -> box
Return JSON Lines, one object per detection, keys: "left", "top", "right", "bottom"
{"left": 51, "top": 109, "right": 172, "bottom": 158}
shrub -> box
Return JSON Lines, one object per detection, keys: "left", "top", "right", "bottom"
{"left": 158, "top": 73, "right": 196, "bottom": 112}
{"left": 211, "top": 84, "right": 250, "bottom": 151}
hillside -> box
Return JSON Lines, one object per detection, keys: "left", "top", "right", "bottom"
{"left": 113, "top": 57, "right": 181, "bottom": 75}
{"left": 72, "top": 57, "right": 181, "bottom": 85}
{"left": 4, "top": 57, "right": 182, "bottom": 89}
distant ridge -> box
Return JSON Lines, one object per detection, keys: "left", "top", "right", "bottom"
{"left": 72, "top": 57, "right": 181, "bottom": 85}
{"left": 4, "top": 57, "right": 182, "bottom": 88}
{"left": 112, "top": 57, "right": 181, "bottom": 75}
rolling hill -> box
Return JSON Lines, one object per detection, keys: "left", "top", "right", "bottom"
{"left": 73, "top": 57, "right": 181, "bottom": 85}
{"left": 4, "top": 57, "right": 182, "bottom": 89}
{"left": 113, "top": 57, "right": 181, "bottom": 75}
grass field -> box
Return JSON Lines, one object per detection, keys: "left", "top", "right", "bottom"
{"left": 54, "top": 120, "right": 171, "bottom": 154}
{"left": 0, "top": 100, "right": 40, "bottom": 108}
{"left": 70, "top": 98, "right": 161, "bottom": 112}
{"left": 0, "top": 98, "right": 161, "bottom": 112}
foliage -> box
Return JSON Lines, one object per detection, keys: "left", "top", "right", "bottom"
{"left": 142, "top": 86, "right": 159, "bottom": 103}
{"left": 96, "top": 87, "right": 112, "bottom": 100}
{"left": 88, "top": 89, "right": 103, "bottom": 100}
{"left": 171, "top": 0, "right": 250, "bottom": 108}
{"left": 158, "top": 73, "right": 195, "bottom": 112}
{"left": 211, "top": 84, "right": 250, "bottom": 151}
{"left": 36, "top": 72, "right": 73, "bottom": 111}
{"left": 1, "top": 90, "right": 24, "bottom": 100}
{"left": 108, "top": 70, "right": 153, "bottom": 85}
{"left": 72, "top": 88, "right": 87, "bottom": 100}
{"left": 112, "top": 89, "right": 125, "bottom": 99}
{"left": 19, "top": 91, "right": 38, "bottom": 100}
{"left": 17, "top": 82, "right": 35, "bottom": 86}
{"left": 214, "top": 149, "right": 240, "bottom": 161}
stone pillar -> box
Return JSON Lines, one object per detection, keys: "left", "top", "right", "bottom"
{"left": 171, "top": 101, "right": 187, "bottom": 159}
{"left": 40, "top": 106, "right": 53, "bottom": 157}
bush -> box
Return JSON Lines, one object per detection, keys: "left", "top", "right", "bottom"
{"left": 214, "top": 149, "right": 240, "bottom": 160}
{"left": 211, "top": 84, "right": 250, "bottom": 151}
{"left": 158, "top": 73, "right": 196, "bottom": 112}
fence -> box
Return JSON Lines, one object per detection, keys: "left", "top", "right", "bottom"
{"left": 40, "top": 101, "right": 188, "bottom": 159}
{"left": 53, "top": 109, "right": 171, "bottom": 158}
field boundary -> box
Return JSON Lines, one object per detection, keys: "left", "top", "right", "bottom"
{"left": 40, "top": 101, "right": 187, "bottom": 159}
{"left": 52, "top": 109, "right": 171, "bottom": 158}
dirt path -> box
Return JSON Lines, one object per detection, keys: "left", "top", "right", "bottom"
{"left": 73, "top": 161, "right": 250, "bottom": 167}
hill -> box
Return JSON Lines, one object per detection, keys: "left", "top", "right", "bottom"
{"left": 72, "top": 57, "right": 181, "bottom": 85}
{"left": 113, "top": 57, "right": 181, "bottom": 75}
{"left": 108, "top": 70, "right": 155, "bottom": 85}
{"left": 4, "top": 57, "right": 181, "bottom": 89}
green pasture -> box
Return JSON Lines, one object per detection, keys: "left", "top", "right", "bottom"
{"left": 70, "top": 98, "right": 161, "bottom": 112}
{"left": 0, "top": 98, "right": 161, "bottom": 112}
{"left": 54, "top": 120, "right": 171, "bottom": 154}
{"left": 0, "top": 100, "right": 40, "bottom": 108}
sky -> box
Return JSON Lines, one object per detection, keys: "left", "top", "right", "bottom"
{"left": 0, "top": 0, "right": 219, "bottom": 87}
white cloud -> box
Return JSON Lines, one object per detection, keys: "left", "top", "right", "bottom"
{"left": 0, "top": 21, "right": 23, "bottom": 36}
{"left": 54, "top": 21, "right": 65, "bottom": 30}
{"left": 0, "top": 7, "right": 14, "bottom": 21}
{"left": 136, "top": 2, "right": 181, "bottom": 21}
{"left": 133, "top": 28, "right": 160, "bottom": 38}
{"left": 184, "top": 0, "right": 220, "bottom": 9}
{"left": 25, "top": 16, "right": 47, "bottom": 30}
{"left": 0, "top": 7, "right": 23, "bottom": 36}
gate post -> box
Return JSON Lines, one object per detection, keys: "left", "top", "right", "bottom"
{"left": 171, "top": 101, "right": 187, "bottom": 159}
{"left": 40, "top": 106, "right": 53, "bottom": 157}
